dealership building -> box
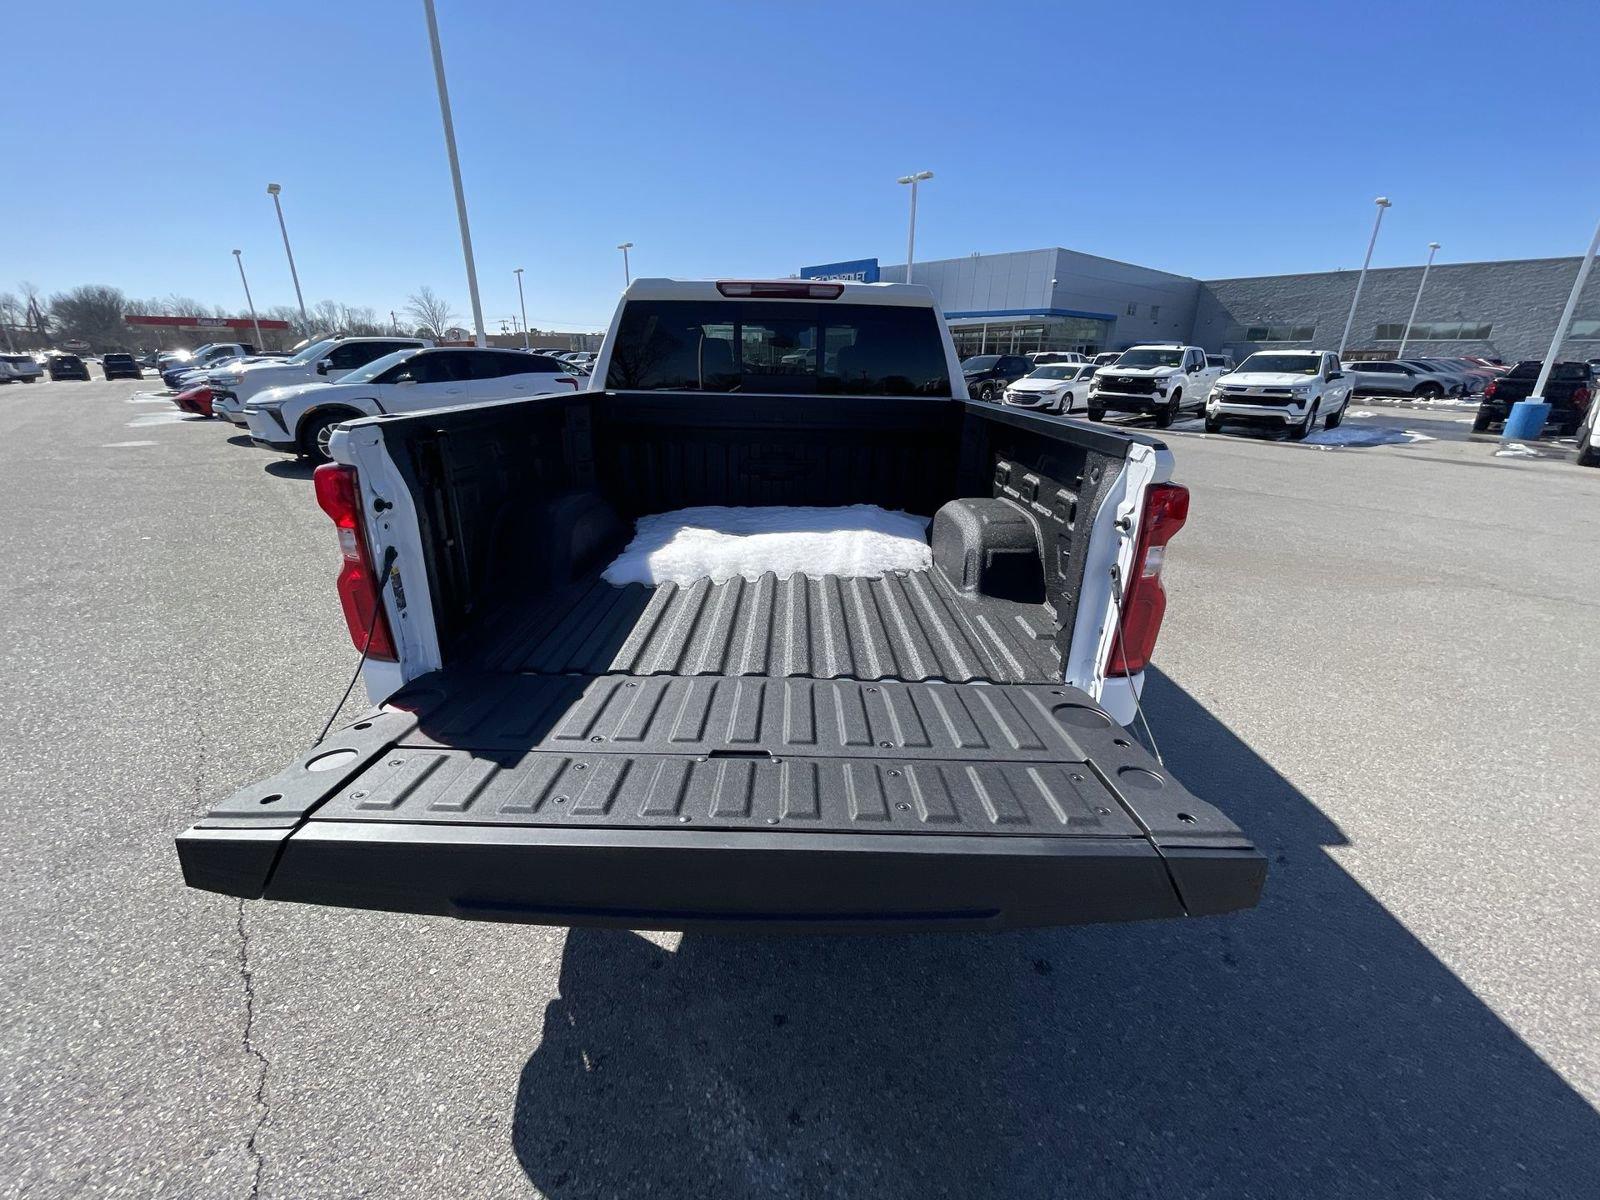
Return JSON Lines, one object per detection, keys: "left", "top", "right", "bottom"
{"left": 800, "top": 249, "right": 1600, "bottom": 363}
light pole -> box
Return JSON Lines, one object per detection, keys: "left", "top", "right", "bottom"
{"left": 1337, "top": 196, "right": 1392, "bottom": 358}
{"left": 1528, "top": 213, "right": 1600, "bottom": 405}
{"left": 265, "top": 183, "right": 309, "bottom": 335}
{"left": 1397, "top": 242, "right": 1440, "bottom": 358}
{"left": 897, "top": 171, "right": 934, "bottom": 284}
{"left": 618, "top": 242, "right": 633, "bottom": 286}
{"left": 421, "top": 0, "right": 486, "bottom": 347}
{"left": 390, "top": 310, "right": 399, "bottom": 335}
{"left": 231, "top": 249, "right": 263, "bottom": 347}
{"left": 513, "top": 267, "right": 530, "bottom": 349}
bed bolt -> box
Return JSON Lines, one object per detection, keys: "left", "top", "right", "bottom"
{"left": 1095, "top": 806, "right": 1111, "bottom": 816}
{"left": 678, "top": 815, "right": 691, "bottom": 823}
{"left": 574, "top": 763, "right": 587, "bottom": 770}
{"left": 879, "top": 740, "right": 892, "bottom": 748}
{"left": 765, "top": 817, "right": 779, "bottom": 825}
{"left": 554, "top": 796, "right": 568, "bottom": 804}
{"left": 590, "top": 735, "right": 604, "bottom": 742}
{"left": 1070, "top": 773, "right": 1085, "bottom": 782}
{"left": 350, "top": 791, "right": 367, "bottom": 799}
{"left": 895, "top": 802, "right": 911, "bottom": 812}
{"left": 389, "top": 759, "right": 403, "bottom": 767}
{"left": 887, "top": 769, "right": 901, "bottom": 777}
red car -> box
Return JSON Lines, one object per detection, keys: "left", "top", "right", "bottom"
{"left": 172, "top": 384, "right": 216, "bottom": 417}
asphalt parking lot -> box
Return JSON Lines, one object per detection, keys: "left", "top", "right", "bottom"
{"left": 3, "top": 376, "right": 1598, "bottom": 1199}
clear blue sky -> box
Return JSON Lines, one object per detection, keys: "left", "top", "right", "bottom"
{"left": 5, "top": 0, "right": 1597, "bottom": 332}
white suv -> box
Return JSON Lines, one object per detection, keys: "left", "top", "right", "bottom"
{"left": 210, "top": 336, "right": 427, "bottom": 425}
{"left": 244, "top": 346, "right": 581, "bottom": 460}
{"left": 1087, "top": 344, "right": 1226, "bottom": 427}
{"left": 0, "top": 354, "right": 44, "bottom": 384}
{"left": 1205, "top": 350, "right": 1353, "bottom": 438}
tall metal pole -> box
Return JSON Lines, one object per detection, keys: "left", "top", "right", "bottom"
{"left": 897, "top": 171, "right": 933, "bottom": 284}
{"left": 1337, "top": 196, "right": 1392, "bottom": 358}
{"left": 1530, "top": 213, "right": 1600, "bottom": 401}
{"left": 421, "top": 0, "right": 486, "bottom": 347}
{"left": 231, "top": 250, "right": 263, "bottom": 347}
{"left": 1397, "top": 241, "right": 1440, "bottom": 358}
{"left": 266, "top": 184, "right": 308, "bottom": 334}
{"left": 390, "top": 310, "right": 399, "bottom": 334}
{"left": 618, "top": 242, "right": 633, "bottom": 286}
{"left": 513, "top": 267, "right": 530, "bottom": 349}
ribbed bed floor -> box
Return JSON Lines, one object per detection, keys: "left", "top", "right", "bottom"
{"left": 466, "top": 571, "right": 1064, "bottom": 684}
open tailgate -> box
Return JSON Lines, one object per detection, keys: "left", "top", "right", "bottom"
{"left": 178, "top": 672, "right": 1264, "bottom": 932}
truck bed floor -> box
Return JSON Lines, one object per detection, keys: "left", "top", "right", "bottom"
{"left": 463, "top": 570, "right": 1063, "bottom": 685}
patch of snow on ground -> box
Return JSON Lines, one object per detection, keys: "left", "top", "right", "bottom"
{"left": 1350, "top": 410, "right": 1376, "bottom": 418}
{"left": 1304, "top": 425, "right": 1435, "bottom": 448}
{"left": 1493, "top": 442, "right": 1546, "bottom": 459}
{"left": 101, "top": 440, "right": 157, "bottom": 448}
{"left": 603, "top": 505, "right": 932, "bottom": 587}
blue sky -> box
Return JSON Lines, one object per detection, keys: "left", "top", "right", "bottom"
{"left": 5, "top": 0, "right": 1597, "bottom": 332}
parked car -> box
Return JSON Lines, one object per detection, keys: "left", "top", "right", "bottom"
{"left": 101, "top": 353, "right": 142, "bottom": 381}
{"left": 1473, "top": 360, "right": 1593, "bottom": 435}
{"left": 162, "top": 343, "right": 253, "bottom": 389}
{"left": 1086, "top": 344, "right": 1226, "bottom": 426}
{"left": 1002, "top": 362, "right": 1098, "bottom": 413}
{"left": 960, "top": 353, "right": 1034, "bottom": 401}
{"left": 244, "top": 346, "right": 581, "bottom": 460}
{"left": 177, "top": 274, "right": 1265, "bottom": 932}
{"left": 1393, "top": 359, "right": 1468, "bottom": 395}
{"left": 0, "top": 354, "right": 45, "bottom": 383}
{"left": 1574, "top": 389, "right": 1599, "bottom": 466}
{"left": 1204, "top": 350, "right": 1352, "bottom": 438}
{"left": 209, "top": 336, "right": 428, "bottom": 426}
{"left": 172, "top": 384, "right": 217, "bottom": 417}
{"left": 1341, "top": 360, "right": 1452, "bottom": 398}
{"left": 1091, "top": 352, "right": 1122, "bottom": 366}
{"left": 1205, "top": 354, "right": 1235, "bottom": 372}
{"left": 46, "top": 354, "right": 91, "bottom": 381}
{"left": 1028, "top": 351, "right": 1086, "bottom": 365}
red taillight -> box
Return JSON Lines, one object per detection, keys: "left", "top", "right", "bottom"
{"left": 1483, "top": 381, "right": 1497, "bottom": 399}
{"left": 1106, "top": 482, "right": 1190, "bottom": 677}
{"left": 312, "top": 463, "right": 397, "bottom": 661}
{"left": 716, "top": 280, "right": 844, "bottom": 299}
{"left": 1573, "top": 386, "right": 1591, "bottom": 411}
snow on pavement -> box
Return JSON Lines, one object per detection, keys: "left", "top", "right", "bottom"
{"left": 603, "top": 505, "right": 933, "bottom": 586}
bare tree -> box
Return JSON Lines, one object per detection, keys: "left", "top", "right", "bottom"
{"left": 0, "top": 292, "right": 19, "bottom": 351}
{"left": 50, "top": 284, "right": 129, "bottom": 350}
{"left": 18, "top": 281, "right": 49, "bottom": 342}
{"left": 404, "top": 286, "right": 459, "bottom": 339}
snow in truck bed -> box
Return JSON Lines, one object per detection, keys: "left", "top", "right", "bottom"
{"left": 602, "top": 505, "right": 933, "bottom": 587}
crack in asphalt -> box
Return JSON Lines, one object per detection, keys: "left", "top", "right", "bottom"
{"left": 237, "top": 898, "right": 271, "bottom": 1200}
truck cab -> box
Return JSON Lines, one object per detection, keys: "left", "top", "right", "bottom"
{"left": 1205, "top": 350, "right": 1352, "bottom": 438}
{"left": 1088, "top": 344, "right": 1225, "bottom": 426}
{"left": 176, "top": 278, "right": 1264, "bottom": 933}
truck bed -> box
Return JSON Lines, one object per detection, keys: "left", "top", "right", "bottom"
{"left": 461, "top": 568, "right": 1063, "bottom": 683}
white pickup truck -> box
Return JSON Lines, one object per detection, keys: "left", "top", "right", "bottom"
{"left": 209, "top": 335, "right": 428, "bottom": 426}
{"left": 1205, "top": 350, "right": 1353, "bottom": 437}
{"left": 177, "top": 278, "right": 1264, "bottom": 932}
{"left": 1087, "top": 344, "right": 1227, "bottom": 427}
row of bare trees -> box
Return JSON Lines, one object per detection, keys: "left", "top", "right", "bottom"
{"left": 0, "top": 281, "right": 466, "bottom": 353}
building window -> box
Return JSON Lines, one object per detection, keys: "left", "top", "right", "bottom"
{"left": 1244, "top": 324, "right": 1316, "bottom": 342}
{"left": 1126, "top": 302, "right": 1138, "bottom": 316}
{"left": 1568, "top": 318, "right": 1600, "bottom": 338}
{"left": 1374, "top": 320, "right": 1493, "bottom": 341}
{"left": 1149, "top": 305, "right": 1160, "bottom": 321}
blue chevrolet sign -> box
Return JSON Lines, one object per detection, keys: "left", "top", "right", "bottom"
{"left": 800, "top": 258, "right": 880, "bottom": 283}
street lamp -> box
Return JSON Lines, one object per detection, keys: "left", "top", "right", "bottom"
{"left": 1397, "top": 242, "right": 1440, "bottom": 358}
{"left": 897, "top": 171, "right": 934, "bottom": 284}
{"left": 264, "top": 183, "right": 309, "bottom": 335}
{"left": 1337, "top": 196, "right": 1392, "bottom": 357}
{"left": 421, "top": 0, "right": 487, "bottom": 347}
{"left": 618, "top": 242, "right": 633, "bottom": 286}
{"left": 513, "top": 267, "right": 530, "bottom": 349}
{"left": 231, "top": 249, "right": 263, "bottom": 347}
{"left": 1527, "top": 213, "right": 1600, "bottom": 407}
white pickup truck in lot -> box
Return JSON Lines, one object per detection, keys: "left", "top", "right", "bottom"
{"left": 210, "top": 335, "right": 427, "bottom": 426}
{"left": 177, "top": 278, "right": 1264, "bottom": 933}
{"left": 1087, "top": 344, "right": 1227, "bottom": 427}
{"left": 1205, "top": 350, "right": 1353, "bottom": 437}
{"left": 244, "top": 346, "right": 582, "bottom": 460}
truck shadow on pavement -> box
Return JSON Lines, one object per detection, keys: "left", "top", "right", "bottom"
{"left": 510, "top": 670, "right": 1600, "bottom": 1198}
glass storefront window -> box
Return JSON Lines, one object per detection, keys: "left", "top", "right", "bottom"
{"left": 949, "top": 316, "right": 1110, "bottom": 358}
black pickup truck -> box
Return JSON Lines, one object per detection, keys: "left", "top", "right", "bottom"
{"left": 177, "top": 279, "right": 1265, "bottom": 933}
{"left": 1474, "top": 360, "right": 1594, "bottom": 435}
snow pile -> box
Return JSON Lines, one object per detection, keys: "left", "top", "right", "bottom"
{"left": 1304, "top": 425, "right": 1434, "bottom": 448}
{"left": 603, "top": 505, "right": 933, "bottom": 587}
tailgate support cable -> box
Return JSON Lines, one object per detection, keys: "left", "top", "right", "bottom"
{"left": 1108, "top": 563, "right": 1165, "bottom": 767}
{"left": 312, "top": 546, "right": 398, "bottom": 747}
